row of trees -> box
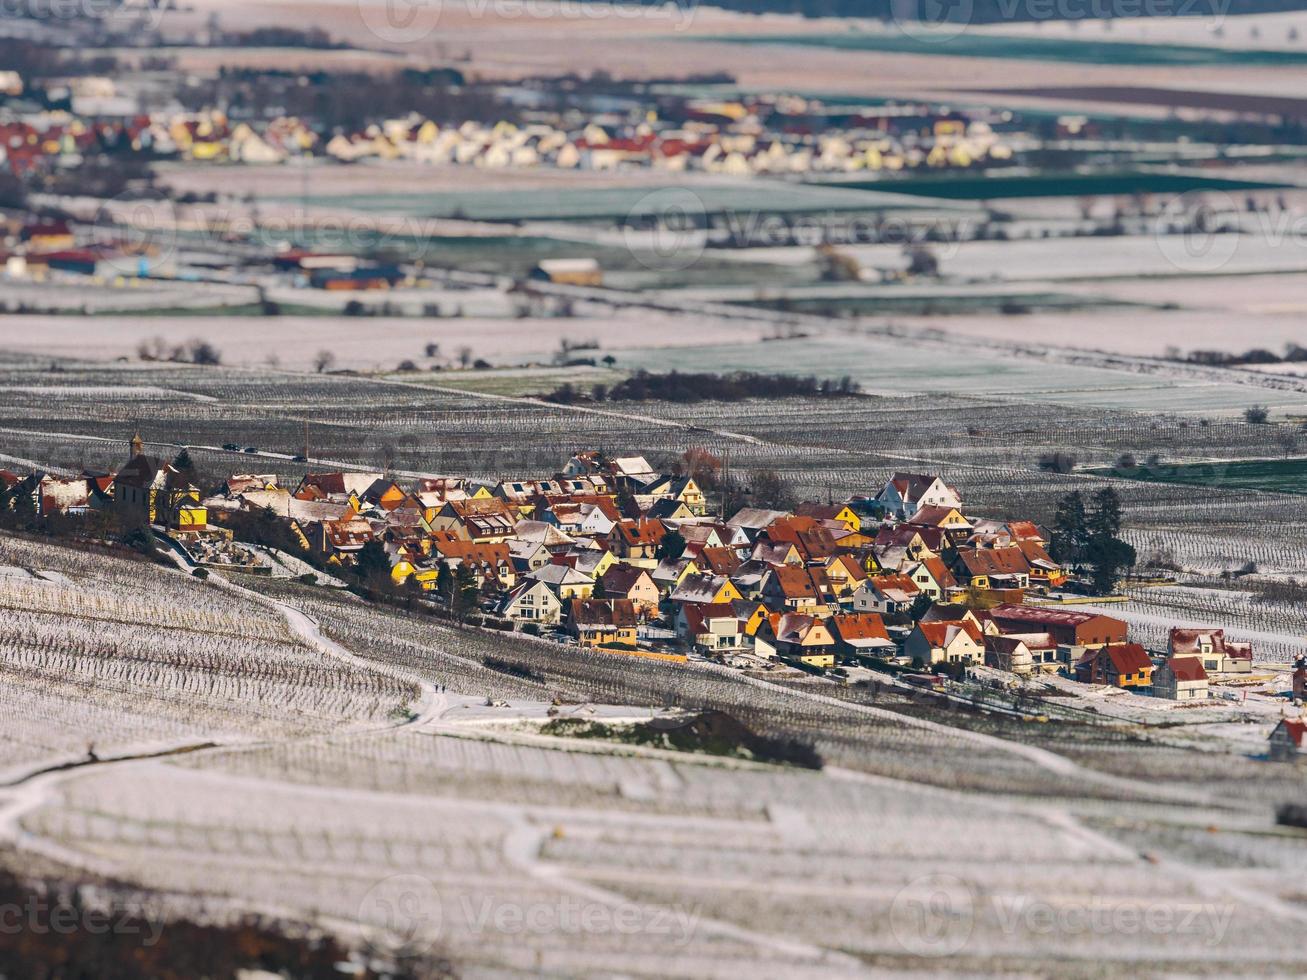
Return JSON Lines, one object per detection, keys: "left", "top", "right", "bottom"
{"left": 544, "top": 371, "right": 861, "bottom": 406}
{"left": 1049, "top": 487, "right": 1137, "bottom": 595}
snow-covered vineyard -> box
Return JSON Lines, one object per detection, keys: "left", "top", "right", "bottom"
{"left": 1, "top": 350, "right": 1307, "bottom": 974}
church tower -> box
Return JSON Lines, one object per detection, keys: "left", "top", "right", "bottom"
{"left": 130, "top": 432, "right": 144, "bottom": 459}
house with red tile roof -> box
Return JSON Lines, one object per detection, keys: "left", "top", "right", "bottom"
{"left": 1168, "top": 628, "right": 1253, "bottom": 676}
{"left": 1269, "top": 718, "right": 1307, "bottom": 762}
{"left": 851, "top": 573, "right": 921, "bottom": 617}
{"left": 1074, "top": 643, "right": 1154, "bottom": 688}
{"left": 905, "top": 618, "right": 984, "bottom": 666}
{"left": 1153, "top": 657, "right": 1208, "bottom": 701}
{"left": 567, "top": 598, "right": 638, "bottom": 649}
{"left": 774, "top": 613, "right": 837, "bottom": 668}
{"left": 830, "top": 613, "right": 893, "bottom": 656}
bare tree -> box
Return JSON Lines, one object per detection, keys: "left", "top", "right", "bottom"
{"left": 314, "top": 349, "right": 336, "bottom": 374}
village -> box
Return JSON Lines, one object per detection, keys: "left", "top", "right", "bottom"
{"left": 6, "top": 434, "right": 1305, "bottom": 761}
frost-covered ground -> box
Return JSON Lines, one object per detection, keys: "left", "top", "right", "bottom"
{"left": 3, "top": 563, "right": 1306, "bottom": 975}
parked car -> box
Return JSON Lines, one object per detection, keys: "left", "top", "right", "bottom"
{"left": 243, "top": 447, "right": 259, "bottom": 454}
{"left": 291, "top": 454, "right": 307, "bottom": 462}
{"left": 222, "top": 443, "right": 239, "bottom": 451}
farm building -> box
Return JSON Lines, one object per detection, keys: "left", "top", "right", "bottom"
{"left": 990, "top": 605, "right": 1127, "bottom": 649}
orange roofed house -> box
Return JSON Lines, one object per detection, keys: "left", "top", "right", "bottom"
{"left": 568, "top": 598, "right": 638, "bottom": 650}
{"left": 1074, "top": 643, "right": 1154, "bottom": 689}
{"left": 905, "top": 618, "right": 984, "bottom": 666}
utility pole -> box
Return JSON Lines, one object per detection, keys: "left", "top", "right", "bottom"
{"left": 303, "top": 420, "right": 310, "bottom": 463}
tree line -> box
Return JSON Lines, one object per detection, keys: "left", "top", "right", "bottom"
{"left": 543, "top": 370, "right": 861, "bottom": 405}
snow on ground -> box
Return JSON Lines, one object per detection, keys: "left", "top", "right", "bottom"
{"left": 0, "top": 309, "right": 760, "bottom": 372}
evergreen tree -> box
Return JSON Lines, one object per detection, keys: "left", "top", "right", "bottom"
{"left": 1085, "top": 487, "right": 1135, "bottom": 595}
{"left": 354, "top": 539, "right": 390, "bottom": 582}
{"left": 1050, "top": 491, "right": 1089, "bottom": 569}
{"left": 656, "top": 530, "right": 686, "bottom": 562}
{"left": 454, "top": 563, "right": 479, "bottom": 621}
{"left": 172, "top": 448, "right": 195, "bottom": 475}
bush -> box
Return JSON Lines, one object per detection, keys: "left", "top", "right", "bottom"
{"left": 298, "top": 573, "right": 317, "bottom": 585}
{"left": 1038, "top": 452, "right": 1077, "bottom": 474}
{"left": 1244, "top": 405, "right": 1270, "bottom": 424}
{"left": 191, "top": 567, "right": 209, "bottom": 579}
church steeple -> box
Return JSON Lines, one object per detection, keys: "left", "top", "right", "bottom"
{"left": 130, "top": 432, "right": 144, "bottom": 458}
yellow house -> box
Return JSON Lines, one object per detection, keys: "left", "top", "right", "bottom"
{"left": 672, "top": 477, "right": 707, "bottom": 516}
{"left": 671, "top": 573, "right": 741, "bottom": 606}
{"left": 736, "top": 601, "right": 769, "bottom": 637}
{"left": 776, "top": 613, "right": 837, "bottom": 668}
{"left": 574, "top": 549, "right": 616, "bottom": 582}
{"left": 390, "top": 561, "right": 441, "bottom": 591}
{"left": 175, "top": 503, "right": 208, "bottom": 533}
{"left": 531, "top": 564, "right": 593, "bottom": 601}
{"left": 823, "top": 554, "right": 866, "bottom": 599}
{"left": 654, "top": 557, "right": 700, "bottom": 594}
{"left": 825, "top": 505, "right": 861, "bottom": 533}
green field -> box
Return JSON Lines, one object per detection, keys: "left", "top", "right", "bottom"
{"left": 1097, "top": 458, "right": 1307, "bottom": 495}
{"left": 700, "top": 32, "right": 1307, "bottom": 67}
{"left": 822, "top": 171, "right": 1287, "bottom": 200}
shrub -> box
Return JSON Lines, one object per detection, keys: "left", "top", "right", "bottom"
{"left": 1038, "top": 452, "right": 1077, "bottom": 474}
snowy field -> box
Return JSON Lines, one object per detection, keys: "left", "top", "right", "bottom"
{"left": 1, "top": 544, "right": 1305, "bottom": 975}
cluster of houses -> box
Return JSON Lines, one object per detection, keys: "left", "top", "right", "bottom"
{"left": 320, "top": 108, "right": 1011, "bottom": 176}
{"left": 1, "top": 89, "right": 1010, "bottom": 180}
{"left": 4, "top": 437, "right": 1307, "bottom": 758}
{"left": 4, "top": 440, "right": 1274, "bottom": 692}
